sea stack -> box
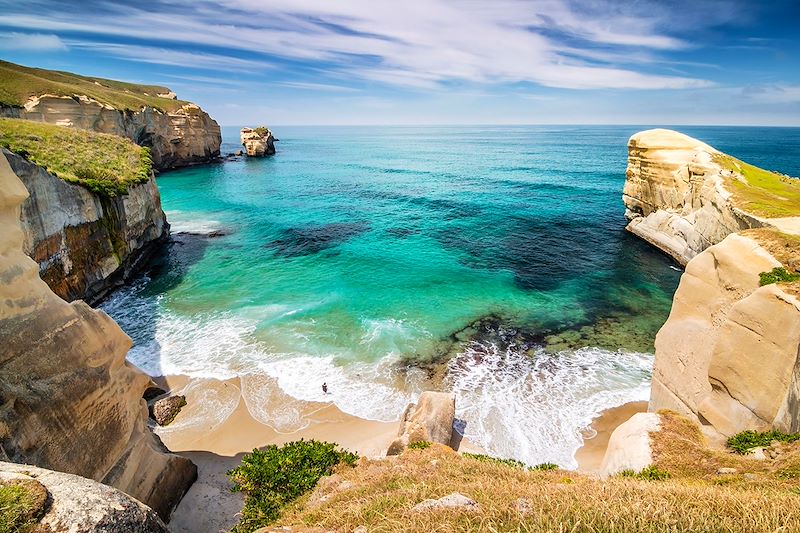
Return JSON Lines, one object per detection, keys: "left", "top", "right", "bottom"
{"left": 240, "top": 126, "right": 276, "bottom": 156}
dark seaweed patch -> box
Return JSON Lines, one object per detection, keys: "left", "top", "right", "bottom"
{"left": 264, "top": 221, "right": 370, "bottom": 257}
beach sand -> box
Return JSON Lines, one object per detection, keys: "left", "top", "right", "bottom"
{"left": 156, "top": 375, "right": 643, "bottom": 532}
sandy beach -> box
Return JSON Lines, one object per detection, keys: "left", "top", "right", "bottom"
{"left": 156, "top": 374, "right": 645, "bottom": 532}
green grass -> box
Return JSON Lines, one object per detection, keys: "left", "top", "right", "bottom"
{"left": 759, "top": 267, "right": 800, "bottom": 286}
{"left": 407, "top": 441, "right": 432, "bottom": 450}
{"left": 227, "top": 439, "right": 358, "bottom": 532}
{"left": 0, "top": 59, "right": 187, "bottom": 112}
{"left": 0, "top": 117, "right": 151, "bottom": 196}
{"left": 714, "top": 153, "right": 800, "bottom": 218}
{"left": 463, "top": 452, "right": 527, "bottom": 470}
{"left": 0, "top": 481, "right": 47, "bottom": 533}
{"left": 618, "top": 465, "right": 671, "bottom": 481}
{"left": 727, "top": 430, "right": 800, "bottom": 454}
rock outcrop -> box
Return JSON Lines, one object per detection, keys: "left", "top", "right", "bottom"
{"left": 599, "top": 412, "right": 661, "bottom": 478}
{"left": 622, "top": 129, "right": 763, "bottom": 265}
{"left": 241, "top": 126, "right": 276, "bottom": 156}
{"left": 0, "top": 462, "right": 169, "bottom": 532}
{"left": 4, "top": 148, "right": 168, "bottom": 305}
{"left": 649, "top": 231, "right": 800, "bottom": 439}
{"left": 387, "top": 391, "right": 455, "bottom": 455}
{"left": 0, "top": 152, "right": 196, "bottom": 519}
{"left": 2, "top": 96, "right": 221, "bottom": 171}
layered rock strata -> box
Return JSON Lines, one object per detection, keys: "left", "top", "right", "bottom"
{"left": 1, "top": 96, "right": 221, "bottom": 171}
{"left": 0, "top": 151, "right": 196, "bottom": 519}
{"left": 3, "top": 148, "right": 168, "bottom": 305}
{"left": 241, "top": 126, "right": 276, "bottom": 156}
{"left": 622, "top": 129, "right": 763, "bottom": 265}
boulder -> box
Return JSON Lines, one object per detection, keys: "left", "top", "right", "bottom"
{"left": 240, "top": 126, "right": 276, "bottom": 157}
{"left": 599, "top": 412, "right": 661, "bottom": 479}
{"left": 0, "top": 461, "right": 169, "bottom": 532}
{"left": 150, "top": 395, "right": 187, "bottom": 426}
{"left": 387, "top": 391, "right": 455, "bottom": 455}
{"left": 411, "top": 492, "right": 480, "bottom": 512}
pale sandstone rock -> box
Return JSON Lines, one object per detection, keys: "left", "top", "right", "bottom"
{"left": 4, "top": 148, "right": 168, "bottom": 304}
{"left": 387, "top": 391, "right": 455, "bottom": 455}
{"left": 411, "top": 492, "right": 480, "bottom": 512}
{"left": 241, "top": 126, "right": 276, "bottom": 157}
{"left": 0, "top": 461, "right": 168, "bottom": 532}
{"left": 1, "top": 95, "right": 221, "bottom": 170}
{"left": 599, "top": 412, "right": 661, "bottom": 479}
{"left": 0, "top": 153, "right": 196, "bottom": 519}
{"left": 649, "top": 233, "right": 800, "bottom": 438}
{"left": 623, "top": 129, "right": 764, "bottom": 265}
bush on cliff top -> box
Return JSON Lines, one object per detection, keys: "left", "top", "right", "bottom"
{"left": 759, "top": 267, "right": 800, "bottom": 286}
{"left": 227, "top": 439, "right": 358, "bottom": 532}
{"left": 0, "top": 117, "right": 151, "bottom": 196}
{"left": 0, "top": 59, "right": 186, "bottom": 112}
{"left": 727, "top": 429, "right": 800, "bottom": 454}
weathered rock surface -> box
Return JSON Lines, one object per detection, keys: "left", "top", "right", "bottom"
{"left": 649, "top": 233, "right": 800, "bottom": 438}
{"left": 0, "top": 461, "right": 169, "bottom": 532}
{"left": 4, "top": 148, "right": 168, "bottom": 304}
{"left": 1, "top": 95, "right": 221, "bottom": 171}
{"left": 0, "top": 152, "right": 196, "bottom": 520}
{"left": 411, "top": 492, "right": 480, "bottom": 512}
{"left": 387, "top": 391, "right": 455, "bottom": 455}
{"left": 241, "top": 126, "right": 276, "bottom": 157}
{"left": 599, "top": 412, "right": 661, "bottom": 479}
{"left": 150, "top": 395, "right": 187, "bottom": 426}
{"left": 622, "top": 129, "right": 763, "bottom": 265}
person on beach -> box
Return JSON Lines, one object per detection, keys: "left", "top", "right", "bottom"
{"left": 322, "top": 382, "right": 328, "bottom": 394}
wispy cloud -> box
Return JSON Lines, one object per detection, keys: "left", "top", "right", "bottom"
{"left": 0, "top": 0, "right": 740, "bottom": 90}
{"left": 0, "top": 32, "right": 67, "bottom": 51}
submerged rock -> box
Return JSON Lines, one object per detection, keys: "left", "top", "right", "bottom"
{"left": 241, "top": 126, "right": 276, "bottom": 156}
{"left": 387, "top": 391, "right": 455, "bottom": 455}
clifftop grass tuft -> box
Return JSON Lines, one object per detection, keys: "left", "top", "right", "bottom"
{"left": 714, "top": 153, "right": 800, "bottom": 218}
{"left": 0, "top": 480, "right": 48, "bottom": 533}
{"left": 0, "top": 59, "right": 187, "bottom": 112}
{"left": 0, "top": 117, "right": 152, "bottom": 196}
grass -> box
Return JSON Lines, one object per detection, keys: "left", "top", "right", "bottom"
{"left": 714, "top": 153, "right": 800, "bottom": 218}
{"left": 759, "top": 267, "right": 800, "bottom": 286}
{"left": 727, "top": 430, "right": 800, "bottom": 454}
{"left": 618, "top": 465, "right": 671, "bottom": 481}
{"left": 273, "top": 441, "right": 800, "bottom": 532}
{"left": 0, "top": 480, "right": 48, "bottom": 533}
{"left": 0, "top": 117, "right": 151, "bottom": 196}
{"left": 741, "top": 228, "right": 800, "bottom": 296}
{"left": 0, "top": 59, "right": 187, "bottom": 112}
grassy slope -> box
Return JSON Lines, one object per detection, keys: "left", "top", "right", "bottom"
{"left": 0, "top": 117, "right": 151, "bottom": 196}
{"left": 270, "top": 418, "right": 800, "bottom": 533}
{"left": 714, "top": 153, "right": 800, "bottom": 218}
{"left": 0, "top": 59, "right": 187, "bottom": 112}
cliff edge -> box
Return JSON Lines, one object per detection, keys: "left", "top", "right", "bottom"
{"left": 0, "top": 151, "right": 196, "bottom": 519}
{"left": 0, "top": 60, "right": 221, "bottom": 171}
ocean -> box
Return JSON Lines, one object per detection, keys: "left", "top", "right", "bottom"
{"left": 101, "top": 125, "right": 800, "bottom": 468}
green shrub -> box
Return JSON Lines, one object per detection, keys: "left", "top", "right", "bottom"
{"left": 227, "top": 439, "right": 357, "bottom": 532}
{"left": 531, "top": 462, "right": 559, "bottom": 471}
{"left": 253, "top": 126, "right": 270, "bottom": 137}
{"left": 463, "top": 452, "right": 526, "bottom": 470}
{"left": 759, "top": 267, "right": 800, "bottom": 286}
{"left": 407, "top": 441, "right": 432, "bottom": 450}
{"left": 618, "top": 465, "right": 671, "bottom": 481}
{"left": 0, "top": 481, "right": 47, "bottom": 533}
{"left": 727, "top": 429, "right": 800, "bottom": 454}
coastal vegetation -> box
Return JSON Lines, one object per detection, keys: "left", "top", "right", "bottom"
{"left": 227, "top": 439, "right": 358, "bottom": 532}
{"left": 0, "top": 59, "right": 186, "bottom": 112}
{"left": 759, "top": 267, "right": 800, "bottom": 286}
{"left": 714, "top": 153, "right": 800, "bottom": 218}
{"left": 727, "top": 429, "right": 800, "bottom": 454}
{"left": 0, "top": 117, "right": 151, "bottom": 196}
{"left": 0, "top": 480, "right": 47, "bottom": 533}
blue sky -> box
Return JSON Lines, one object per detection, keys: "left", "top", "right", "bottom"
{"left": 1, "top": 0, "right": 798, "bottom": 126}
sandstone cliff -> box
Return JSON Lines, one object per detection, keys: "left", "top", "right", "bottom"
{"left": 3, "top": 148, "right": 168, "bottom": 304}
{"left": 622, "top": 129, "right": 766, "bottom": 265}
{"left": 241, "top": 126, "right": 276, "bottom": 156}
{"left": 0, "top": 151, "right": 196, "bottom": 519}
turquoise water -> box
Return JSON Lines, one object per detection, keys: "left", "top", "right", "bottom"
{"left": 103, "top": 125, "right": 800, "bottom": 467}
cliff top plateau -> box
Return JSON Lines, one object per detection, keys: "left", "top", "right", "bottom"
{"left": 0, "top": 59, "right": 187, "bottom": 113}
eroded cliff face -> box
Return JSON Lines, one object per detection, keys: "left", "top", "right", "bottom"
{"left": 622, "top": 129, "right": 763, "bottom": 265}
{"left": 649, "top": 231, "right": 800, "bottom": 439}
{"left": 1, "top": 95, "right": 221, "bottom": 170}
{"left": 0, "top": 151, "right": 196, "bottom": 519}
{"left": 4, "top": 148, "right": 167, "bottom": 305}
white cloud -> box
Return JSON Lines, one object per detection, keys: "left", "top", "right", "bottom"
{"left": 0, "top": 32, "right": 67, "bottom": 51}
{"left": 0, "top": 0, "right": 719, "bottom": 90}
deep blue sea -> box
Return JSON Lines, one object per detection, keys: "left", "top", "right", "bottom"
{"left": 102, "top": 125, "right": 800, "bottom": 467}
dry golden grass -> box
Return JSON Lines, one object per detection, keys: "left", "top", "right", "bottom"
{"left": 271, "top": 439, "right": 800, "bottom": 533}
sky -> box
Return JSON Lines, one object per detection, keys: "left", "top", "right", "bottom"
{"left": 0, "top": 0, "right": 799, "bottom": 126}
